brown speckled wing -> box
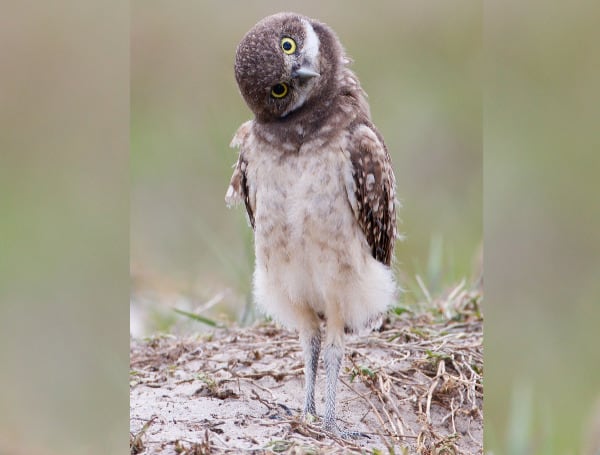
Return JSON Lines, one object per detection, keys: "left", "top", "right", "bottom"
{"left": 226, "top": 122, "right": 255, "bottom": 230}
{"left": 347, "top": 123, "right": 397, "bottom": 266}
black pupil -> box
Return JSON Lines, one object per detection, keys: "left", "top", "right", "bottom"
{"left": 273, "top": 84, "right": 286, "bottom": 95}
{"left": 282, "top": 41, "right": 292, "bottom": 51}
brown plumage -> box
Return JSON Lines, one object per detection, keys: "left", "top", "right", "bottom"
{"left": 226, "top": 12, "right": 398, "bottom": 437}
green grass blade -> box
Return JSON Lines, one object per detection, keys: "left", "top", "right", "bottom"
{"left": 173, "top": 308, "right": 221, "bottom": 327}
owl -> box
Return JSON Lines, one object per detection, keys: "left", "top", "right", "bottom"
{"left": 226, "top": 12, "right": 398, "bottom": 437}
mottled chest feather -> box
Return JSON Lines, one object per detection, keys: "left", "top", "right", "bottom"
{"left": 227, "top": 114, "right": 396, "bottom": 268}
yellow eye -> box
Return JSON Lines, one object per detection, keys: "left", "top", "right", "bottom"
{"left": 271, "top": 83, "right": 289, "bottom": 98}
{"left": 281, "top": 37, "right": 296, "bottom": 54}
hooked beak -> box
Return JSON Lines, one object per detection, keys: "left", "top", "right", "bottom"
{"left": 292, "top": 64, "right": 320, "bottom": 80}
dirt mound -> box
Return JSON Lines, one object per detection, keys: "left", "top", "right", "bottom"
{"left": 130, "top": 289, "right": 482, "bottom": 454}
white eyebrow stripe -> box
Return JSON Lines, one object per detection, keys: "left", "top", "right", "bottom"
{"left": 301, "top": 19, "right": 320, "bottom": 63}
{"left": 280, "top": 19, "right": 320, "bottom": 118}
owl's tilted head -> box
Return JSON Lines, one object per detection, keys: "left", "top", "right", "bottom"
{"left": 234, "top": 12, "right": 344, "bottom": 122}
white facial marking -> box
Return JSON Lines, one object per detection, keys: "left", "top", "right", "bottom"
{"left": 301, "top": 19, "right": 320, "bottom": 65}
{"left": 280, "top": 20, "right": 321, "bottom": 117}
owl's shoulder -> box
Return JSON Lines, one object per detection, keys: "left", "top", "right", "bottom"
{"left": 225, "top": 120, "right": 256, "bottom": 225}
{"left": 230, "top": 120, "right": 254, "bottom": 150}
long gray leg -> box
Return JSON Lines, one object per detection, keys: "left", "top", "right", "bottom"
{"left": 322, "top": 342, "right": 343, "bottom": 432}
{"left": 321, "top": 314, "right": 366, "bottom": 439}
{"left": 300, "top": 328, "right": 321, "bottom": 416}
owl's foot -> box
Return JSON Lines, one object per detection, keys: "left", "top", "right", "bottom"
{"left": 322, "top": 419, "right": 369, "bottom": 440}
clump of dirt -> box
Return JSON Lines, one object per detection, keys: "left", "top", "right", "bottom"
{"left": 130, "top": 285, "right": 482, "bottom": 454}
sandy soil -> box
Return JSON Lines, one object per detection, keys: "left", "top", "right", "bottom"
{"left": 130, "top": 292, "right": 482, "bottom": 454}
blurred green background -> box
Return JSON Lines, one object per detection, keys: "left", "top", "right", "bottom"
{"left": 0, "top": 2, "right": 128, "bottom": 454}
{"left": 130, "top": 0, "right": 482, "bottom": 335}
{"left": 484, "top": 1, "right": 600, "bottom": 453}
{"left": 1, "top": 1, "right": 599, "bottom": 454}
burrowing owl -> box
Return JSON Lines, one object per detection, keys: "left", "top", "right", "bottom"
{"left": 226, "top": 12, "right": 398, "bottom": 436}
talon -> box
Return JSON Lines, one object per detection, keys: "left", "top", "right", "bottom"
{"left": 322, "top": 421, "right": 367, "bottom": 440}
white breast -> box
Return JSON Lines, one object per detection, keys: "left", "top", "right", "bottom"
{"left": 247, "top": 136, "right": 396, "bottom": 331}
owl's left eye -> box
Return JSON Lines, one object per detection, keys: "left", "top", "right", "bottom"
{"left": 271, "top": 83, "right": 289, "bottom": 98}
{"left": 281, "top": 37, "right": 297, "bottom": 54}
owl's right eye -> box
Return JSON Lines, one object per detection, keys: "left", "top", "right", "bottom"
{"left": 271, "top": 83, "right": 289, "bottom": 98}
{"left": 281, "top": 37, "right": 297, "bottom": 54}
